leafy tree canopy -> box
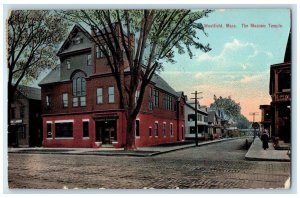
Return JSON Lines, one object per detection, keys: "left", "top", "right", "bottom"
{"left": 210, "top": 95, "right": 241, "bottom": 121}
{"left": 8, "top": 10, "right": 69, "bottom": 85}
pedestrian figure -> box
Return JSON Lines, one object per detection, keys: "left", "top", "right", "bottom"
{"left": 261, "top": 129, "right": 269, "bottom": 150}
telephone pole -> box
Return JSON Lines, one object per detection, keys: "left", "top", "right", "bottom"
{"left": 191, "top": 91, "right": 202, "bottom": 146}
{"left": 249, "top": 112, "right": 259, "bottom": 123}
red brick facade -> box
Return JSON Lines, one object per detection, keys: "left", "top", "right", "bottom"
{"left": 40, "top": 24, "right": 185, "bottom": 148}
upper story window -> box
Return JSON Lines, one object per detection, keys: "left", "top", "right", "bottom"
{"left": 96, "top": 44, "right": 112, "bottom": 58}
{"left": 149, "top": 87, "right": 153, "bottom": 111}
{"left": 163, "top": 94, "right": 172, "bottom": 111}
{"left": 108, "top": 86, "right": 115, "bottom": 103}
{"left": 20, "top": 106, "right": 25, "bottom": 118}
{"left": 46, "top": 95, "right": 51, "bottom": 108}
{"left": 66, "top": 59, "right": 71, "bottom": 70}
{"left": 73, "top": 36, "right": 83, "bottom": 45}
{"left": 87, "top": 54, "right": 92, "bottom": 66}
{"left": 96, "top": 88, "right": 103, "bottom": 104}
{"left": 63, "top": 93, "right": 68, "bottom": 108}
{"left": 135, "top": 90, "right": 140, "bottom": 104}
{"left": 72, "top": 71, "right": 86, "bottom": 107}
{"left": 154, "top": 89, "right": 159, "bottom": 107}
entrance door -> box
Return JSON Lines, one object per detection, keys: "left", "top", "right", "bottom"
{"left": 95, "top": 120, "right": 117, "bottom": 144}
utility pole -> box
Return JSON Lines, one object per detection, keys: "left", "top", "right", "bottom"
{"left": 191, "top": 91, "right": 202, "bottom": 146}
{"left": 249, "top": 112, "right": 259, "bottom": 123}
{"left": 249, "top": 112, "right": 259, "bottom": 139}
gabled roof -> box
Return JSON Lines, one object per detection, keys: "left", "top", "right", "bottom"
{"left": 150, "top": 74, "right": 179, "bottom": 97}
{"left": 38, "top": 66, "right": 61, "bottom": 86}
{"left": 17, "top": 85, "right": 41, "bottom": 100}
{"left": 56, "top": 24, "right": 92, "bottom": 56}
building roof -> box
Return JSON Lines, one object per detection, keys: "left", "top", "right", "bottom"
{"left": 38, "top": 66, "right": 61, "bottom": 86}
{"left": 56, "top": 24, "right": 92, "bottom": 56}
{"left": 185, "top": 102, "right": 208, "bottom": 115}
{"left": 39, "top": 66, "right": 182, "bottom": 98}
{"left": 150, "top": 74, "right": 179, "bottom": 97}
{"left": 17, "top": 85, "right": 41, "bottom": 100}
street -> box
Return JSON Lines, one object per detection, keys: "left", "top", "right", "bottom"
{"left": 8, "top": 138, "right": 290, "bottom": 189}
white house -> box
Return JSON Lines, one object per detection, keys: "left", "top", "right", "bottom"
{"left": 184, "top": 100, "right": 208, "bottom": 140}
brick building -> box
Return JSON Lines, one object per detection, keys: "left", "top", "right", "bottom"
{"left": 39, "top": 24, "right": 185, "bottom": 148}
{"left": 269, "top": 33, "right": 291, "bottom": 143}
{"left": 9, "top": 85, "right": 42, "bottom": 147}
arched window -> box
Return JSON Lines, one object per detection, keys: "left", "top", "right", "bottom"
{"left": 71, "top": 71, "right": 86, "bottom": 107}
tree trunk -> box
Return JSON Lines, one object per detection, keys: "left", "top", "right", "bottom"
{"left": 124, "top": 115, "right": 137, "bottom": 150}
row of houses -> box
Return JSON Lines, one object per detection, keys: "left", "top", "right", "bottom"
{"left": 8, "top": 24, "right": 234, "bottom": 148}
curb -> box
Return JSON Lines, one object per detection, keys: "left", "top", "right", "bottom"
{"left": 8, "top": 137, "right": 245, "bottom": 157}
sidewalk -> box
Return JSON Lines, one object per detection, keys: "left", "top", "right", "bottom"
{"left": 245, "top": 137, "right": 290, "bottom": 162}
{"left": 8, "top": 138, "right": 235, "bottom": 157}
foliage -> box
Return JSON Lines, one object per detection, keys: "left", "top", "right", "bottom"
{"left": 7, "top": 10, "right": 69, "bottom": 86}
{"left": 210, "top": 95, "right": 241, "bottom": 121}
{"left": 236, "top": 114, "right": 251, "bottom": 129}
{"left": 61, "top": 9, "right": 213, "bottom": 149}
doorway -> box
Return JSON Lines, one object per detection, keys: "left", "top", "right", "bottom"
{"left": 95, "top": 120, "right": 117, "bottom": 145}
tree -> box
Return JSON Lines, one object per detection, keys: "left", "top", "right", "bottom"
{"left": 210, "top": 95, "right": 241, "bottom": 121}
{"left": 236, "top": 114, "right": 250, "bottom": 129}
{"left": 7, "top": 11, "right": 69, "bottom": 138}
{"left": 62, "top": 9, "right": 213, "bottom": 150}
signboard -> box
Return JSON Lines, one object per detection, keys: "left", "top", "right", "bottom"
{"left": 252, "top": 122, "right": 260, "bottom": 129}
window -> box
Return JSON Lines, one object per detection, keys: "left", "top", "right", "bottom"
{"left": 190, "top": 126, "right": 195, "bottom": 134}
{"left": 148, "top": 101, "right": 153, "bottom": 111}
{"left": 83, "top": 121, "right": 89, "bottom": 137}
{"left": 55, "top": 122, "right": 73, "bottom": 138}
{"left": 135, "top": 120, "right": 140, "bottom": 137}
{"left": 66, "top": 60, "right": 71, "bottom": 70}
{"left": 96, "top": 88, "right": 103, "bottom": 104}
{"left": 108, "top": 86, "right": 115, "bottom": 103}
{"left": 135, "top": 90, "right": 140, "bottom": 104}
{"left": 46, "top": 95, "right": 51, "bottom": 107}
{"left": 163, "top": 123, "right": 166, "bottom": 137}
{"left": 20, "top": 106, "right": 25, "bottom": 118}
{"left": 72, "top": 71, "right": 86, "bottom": 107}
{"left": 11, "top": 108, "right": 16, "bottom": 119}
{"left": 96, "top": 45, "right": 101, "bottom": 58}
{"left": 149, "top": 87, "right": 153, "bottom": 111}
{"left": 163, "top": 95, "right": 167, "bottom": 110}
{"left": 188, "top": 114, "right": 195, "bottom": 121}
{"left": 73, "top": 36, "right": 82, "bottom": 45}
{"left": 154, "top": 89, "right": 159, "bottom": 107}
{"left": 63, "top": 93, "right": 68, "bottom": 107}
{"left": 163, "top": 95, "right": 172, "bottom": 111}
{"left": 170, "top": 123, "right": 173, "bottom": 136}
{"left": 149, "top": 127, "right": 152, "bottom": 137}
{"left": 87, "top": 54, "right": 92, "bottom": 66}
{"left": 47, "top": 123, "right": 52, "bottom": 138}
{"left": 20, "top": 126, "right": 26, "bottom": 139}
{"left": 155, "top": 122, "right": 158, "bottom": 136}
{"left": 80, "top": 96, "right": 86, "bottom": 106}
{"left": 72, "top": 97, "right": 78, "bottom": 107}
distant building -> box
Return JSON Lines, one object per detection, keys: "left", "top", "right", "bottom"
{"left": 39, "top": 24, "right": 185, "bottom": 148}
{"left": 259, "top": 105, "right": 272, "bottom": 136}
{"left": 269, "top": 33, "right": 291, "bottom": 143}
{"left": 184, "top": 100, "right": 208, "bottom": 140}
{"left": 207, "top": 110, "right": 222, "bottom": 139}
{"left": 9, "top": 85, "right": 42, "bottom": 147}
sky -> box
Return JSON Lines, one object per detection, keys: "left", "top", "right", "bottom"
{"left": 159, "top": 9, "right": 291, "bottom": 121}
{"left": 8, "top": 8, "right": 291, "bottom": 122}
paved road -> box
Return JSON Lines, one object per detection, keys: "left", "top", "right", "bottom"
{"left": 8, "top": 138, "right": 290, "bottom": 189}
